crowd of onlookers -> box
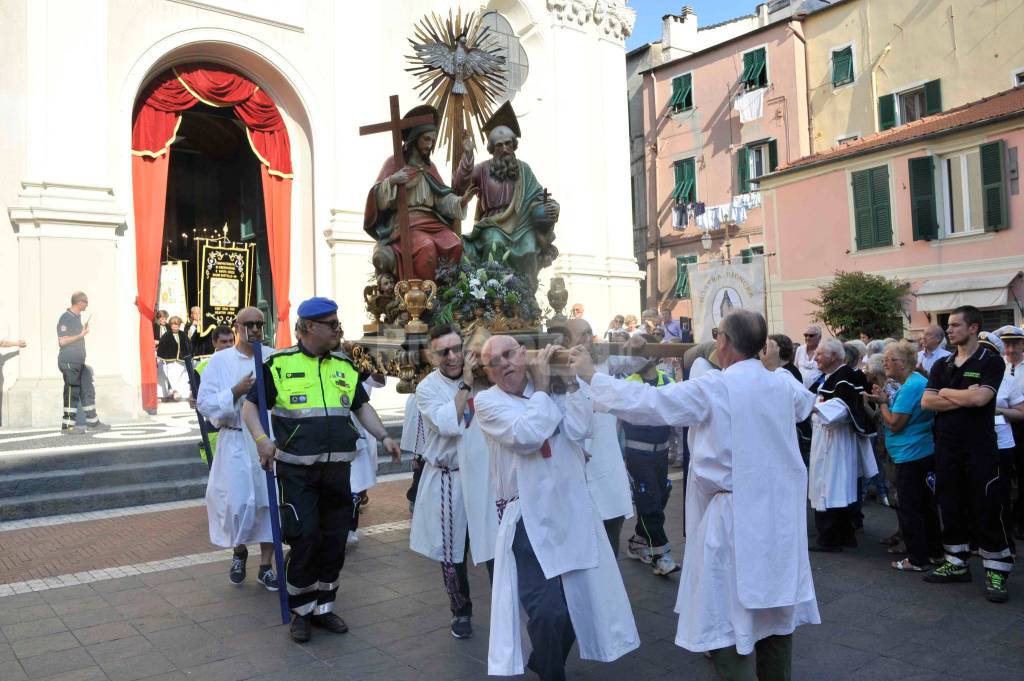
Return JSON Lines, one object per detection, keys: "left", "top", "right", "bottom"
{"left": 153, "top": 307, "right": 208, "bottom": 401}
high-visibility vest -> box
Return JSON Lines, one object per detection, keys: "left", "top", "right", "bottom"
{"left": 264, "top": 346, "right": 362, "bottom": 465}
{"left": 622, "top": 369, "right": 675, "bottom": 449}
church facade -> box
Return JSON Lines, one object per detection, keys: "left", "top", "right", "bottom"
{"left": 1, "top": 0, "right": 641, "bottom": 426}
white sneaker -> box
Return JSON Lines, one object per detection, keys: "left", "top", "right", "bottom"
{"left": 652, "top": 554, "right": 681, "bottom": 576}
{"left": 626, "top": 537, "right": 652, "bottom": 564}
{"left": 347, "top": 531, "right": 359, "bottom": 545}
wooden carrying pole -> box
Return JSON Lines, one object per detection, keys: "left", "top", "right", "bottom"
{"left": 529, "top": 342, "right": 695, "bottom": 365}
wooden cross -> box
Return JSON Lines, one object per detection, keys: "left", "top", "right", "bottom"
{"left": 359, "top": 95, "right": 436, "bottom": 281}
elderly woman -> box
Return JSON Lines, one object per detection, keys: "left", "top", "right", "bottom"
{"left": 156, "top": 316, "right": 192, "bottom": 402}
{"left": 862, "top": 354, "right": 893, "bottom": 508}
{"left": 865, "top": 341, "right": 941, "bottom": 571}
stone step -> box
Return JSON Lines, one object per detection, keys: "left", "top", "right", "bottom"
{"left": 0, "top": 441, "right": 198, "bottom": 474}
{"left": 0, "top": 458, "right": 209, "bottom": 499}
{"left": 0, "top": 478, "right": 210, "bottom": 522}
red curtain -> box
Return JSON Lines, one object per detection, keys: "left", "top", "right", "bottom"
{"left": 131, "top": 63, "right": 294, "bottom": 409}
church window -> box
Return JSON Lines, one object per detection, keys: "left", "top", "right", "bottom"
{"left": 482, "top": 12, "right": 529, "bottom": 103}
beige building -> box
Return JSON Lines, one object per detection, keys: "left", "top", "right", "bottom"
{"left": 1, "top": 0, "right": 641, "bottom": 427}
{"left": 802, "top": 0, "right": 1024, "bottom": 150}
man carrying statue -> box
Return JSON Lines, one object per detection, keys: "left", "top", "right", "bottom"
{"left": 454, "top": 102, "right": 560, "bottom": 292}
{"left": 364, "top": 105, "right": 477, "bottom": 283}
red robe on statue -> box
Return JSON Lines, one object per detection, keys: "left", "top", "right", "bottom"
{"left": 363, "top": 154, "right": 464, "bottom": 281}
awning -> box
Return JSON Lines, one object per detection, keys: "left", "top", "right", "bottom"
{"left": 915, "top": 271, "right": 1023, "bottom": 311}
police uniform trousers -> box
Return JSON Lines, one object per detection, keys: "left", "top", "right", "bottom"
{"left": 625, "top": 449, "right": 671, "bottom": 553}
{"left": 1012, "top": 421, "right": 1024, "bottom": 535}
{"left": 934, "top": 440, "right": 1013, "bottom": 573}
{"left": 59, "top": 362, "right": 98, "bottom": 429}
{"left": 277, "top": 459, "right": 354, "bottom": 616}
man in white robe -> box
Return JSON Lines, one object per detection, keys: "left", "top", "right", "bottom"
{"left": 476, "top": 336, "right": 639, "bottom": 681}
{"left": 196, "top": 307, "right": 276, "bottom": 589}
{"left": 349, "top": 373, "right": 386, "bottom": 545}
{"left": 570, "top": 310, "right": 818, "bottom": 680}
{"left": 795, "top": 324, "right": 823, "bottom": 389}
{"left": 807, "top": 337, "right": 877, "bottom": 552}
{"left": 410, "top": 324, "right": 497, "bottom": 640}
{"left": 558, "top": 319, "right": 634, "bottom": 557}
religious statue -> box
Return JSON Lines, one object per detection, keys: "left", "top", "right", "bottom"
{"left": 453, "top": 102, "right": 560, "bottom": 293}
{"left": 363, "top": 105, "right": 477, "bottom": 283}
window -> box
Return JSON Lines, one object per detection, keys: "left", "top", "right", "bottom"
{"left": 482, "top": 12, "right": 529, "bottom": 103}
{"left": 668, "top": 73, "right": 693, "bottom": 113}
{"left": 1016, "top": 70, "right": 1024, "bottom": 87}
{"left": 851, "top": 165, "right": 893, "bottom": 250}
{"left": 838, "top": 134, "right": 860, "bottom": 145}
{"left": 740, "top": 47, "right": 767, "bottom": 90}
{"left": 675, "top": 255, "right": 699, "bottom": 298}
{"left": 831, "top": 46, "right": 854, "bottom": 88}
{"left": 672, "top": 158, "right": 696, "bottom": 204}
{"left": 740, "top": 245, "right": 764, "bottom": 263}
{"left": 909, "top": 141, "right": 1009, "bottom": 240}
{"left": 878, "top": 80, "right": 941, "bottom": 130}
{"left": 938, "top": 308, "right": 1016, "bottom": 331}
{"left": 737, "top": 140, "right": 777, "bottom": 193}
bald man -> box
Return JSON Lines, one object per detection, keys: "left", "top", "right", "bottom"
{"left": 196, "top": 307, "right": 277, "bottom": 589}
{"left": 917, "top": 325, "right": 951, "bottom": 375}
{"left": 475, "top": 335, "right": 638, "bottom": 680}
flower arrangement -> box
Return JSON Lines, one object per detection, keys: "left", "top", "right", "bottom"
{"left": 433, "top": 253, "right": 541, "bottom": 331}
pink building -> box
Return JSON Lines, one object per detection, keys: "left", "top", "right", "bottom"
{"left": 638, "top": 18, "right": 811, "bottom": 318}
{"left": 761, "top": 88, "right": 1024, "bottom": 337}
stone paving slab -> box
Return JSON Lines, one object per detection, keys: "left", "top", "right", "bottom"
{"left": 3, "top": 483, "right": 1024, "bottom": 679}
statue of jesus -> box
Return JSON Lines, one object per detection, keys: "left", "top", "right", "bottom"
{"left": 453, "top": 102, "right": 560, "bottom": 292}
{"left": 363, "top": 105, "right": 477, "bottom": 282}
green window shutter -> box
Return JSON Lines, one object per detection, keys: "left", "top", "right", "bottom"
{"left": 668, "top": 75, "right": 687, "bottom": 111}
{"left": 675, "top": 255, "right": 698, "bottom": 298}
{"left": 908, "top": 156, "right": 938, "bottom": 241}
{"left": 852, "top": 169, "right": 874, "bottom": 249}
{"left": 831, "top": 47, "right": 853, "bottom": 87}
{"left": 869, "top": 166, "right": 893, "bottom": 247}
{"left": 741, "top": 48, "right": 766, "bottom": 89}
{"left": 980, "top": 140, "right": 1008, "bottom": 231}
{"left": 680, "top": 73, "right": 693, "bottom": 109}
{"left": 753, "top": 47, "right": 767, "bottom": 87}
{"left": 924, "top": 79, "right": 942, "bottom": 116}
{"left": 737, "top": 147, "right": 750, "bottom": 194}
{"left": 768, "top": 140, "right": 778, "bottom": 172}
{"left": 671, "top": 161, "right": 685, "bottom": 202}
{"left": 740, "top": 248, "right": 752, "bottom": 264}
{"left": 681, "top": 157, "right": 696, "bottom": 203}
{"left": 741, "top": 51, "right": 756, "bottom": 85}
{"left": 878, "top": 94, "right": 896, "bottom": 131}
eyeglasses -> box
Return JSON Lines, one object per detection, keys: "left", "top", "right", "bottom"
{"left": 803, "top": 333, "right": 819, "bottom": 338}
{"left": 239, "top": 321, "right": 265, "bottom": 330}
{"left": 309, "top": 319, "right": 341, "bottom": 331}
{"left": 486, "top": 348, "right": 519, "bottom": 368}
{"left": 433, "top": 344, "right": 464, "bottom": 358}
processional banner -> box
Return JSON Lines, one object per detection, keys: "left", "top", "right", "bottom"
{"left": 688, "top": 256, "right": 766, "bottom": 342}
{"left": 195, "top": 238, "right": 255, "bottom": 334}
{"left": 157, "top": 262, "right": 188, "bottom": 322}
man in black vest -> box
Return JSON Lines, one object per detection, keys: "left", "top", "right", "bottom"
{"left": 57, "top": 291, "right": 109, "bottom": 434}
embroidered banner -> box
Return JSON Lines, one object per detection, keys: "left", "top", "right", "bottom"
{"left": 688, "top": 256, "right": 765, "bottom": 343}
{"left": 157, "top": 261, "right": 188, "bottom": 322}
{"left": 195, "top": 238, "right": 255, "bottom": 333}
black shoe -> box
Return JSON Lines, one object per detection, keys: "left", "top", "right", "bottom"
{"left": 809, "top": 544, "right": 842, "bottom": 553}
{"left": 229, "top": 547, "right": 247, "bottom": 585}
{"left": 310, "top": 612, "right": 348, "bottom": 634}
{"left": 450, "top": 615, "right": 472, "bottom": 640}
{"left": 290, "top": 614, "right": 311, "bottom": 643}
{"left": 985, "top": 569, "right": 1010, "bottom": 603}
{"left": 257, "top": 565, "right": 278, "bottom": 592}
{"left": 86, "top": 422, "right": 111, "bottom": 432}
{"left": 923, "top": 561, "right": 971, "bottom": 583}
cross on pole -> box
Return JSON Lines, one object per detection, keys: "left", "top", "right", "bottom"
{"left": 359, "top": 95, "right": 435, "bottom": 281}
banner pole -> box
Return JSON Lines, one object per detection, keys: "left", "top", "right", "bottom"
{"left": 252, "top": 341, "right": 291, "bottom": 625}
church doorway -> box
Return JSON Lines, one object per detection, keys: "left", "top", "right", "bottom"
{"left": 161, "top": 103, "right": 277, "bottom": 349}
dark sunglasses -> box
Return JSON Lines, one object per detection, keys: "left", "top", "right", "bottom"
{"left": 434, "top": 344, "right": 464, "bottom": 357}
{"left": 240, "top": 321, "right": 265, "bottom": 329}
{"left": 309, "top": 319, "right": 342, "bottom": 331}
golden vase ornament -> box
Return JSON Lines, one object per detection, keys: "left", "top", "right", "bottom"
{"left": 396, "top": 278, "right": 437, "bottom": 334}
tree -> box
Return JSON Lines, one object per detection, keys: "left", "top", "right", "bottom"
{"left": 808, "top": 270, "right": 910, "bottom": 340}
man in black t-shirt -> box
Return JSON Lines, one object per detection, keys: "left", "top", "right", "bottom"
{"left": 921, "top": 305, "right": 1010, "bottom": 602}
{"left": 57, "top": 291, "right": 109, "bottom": 434}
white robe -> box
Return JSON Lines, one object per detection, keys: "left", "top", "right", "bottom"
{"left": 197, "top": 346, "right": 273, "bottom": 547}
{"left": 794, "top": 344, "right": 822, "bottom": 389}
{"left": 475, "top": 383, "right": 640, "bottom": 676}
{"left": 399, "top": 393, "right": 426, "bottom": 454}
{"left": 591, "top": 359, "right": 820, "bottom": 654}
{"left": 807, "top": 398, "right": 878, "bottom": 511}
{"left": 351, "top": 377, "right": 384, "bottom": 494}
{"left": 578, "top": 368, "right": 633, "bottom": 521}
{"left": 410, "top": 370, "right": 469, "bottom": 563}
{"left": 459, "top": 397, "right": 498, "bottom": 565}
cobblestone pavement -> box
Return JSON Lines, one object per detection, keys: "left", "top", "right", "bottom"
{"left": 3, "top": 478, "right": 1024, "bottom": 680}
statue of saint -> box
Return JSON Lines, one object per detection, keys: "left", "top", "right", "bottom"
{"left": 363, "top": 105, "right": 477, "bottom": 282}
{"left": 453, "top": 102, "right": 559, "bottom": 292}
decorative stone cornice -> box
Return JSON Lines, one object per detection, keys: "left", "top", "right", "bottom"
{"left": 8, "top": 181, "right": 126, "bottom": 240}
{"left": 547, "top": 0, "right": 635, "bottom": 41}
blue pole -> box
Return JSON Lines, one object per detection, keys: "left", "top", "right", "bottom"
{"left": 251, "top": 341, "right": 291, "bottom": 625}
{"left": 183, "top": 356, "right": 214, "bottom": 470}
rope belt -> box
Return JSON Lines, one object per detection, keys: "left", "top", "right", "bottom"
{"left": 495, "top": 496, "right": 519, "bottom": 523}
{"left": 624, "top": 439, "right": 669, "bottom": 453}
{"left": 440, "top": 467, "right": 466, "bottom": 611}
{"left": 220, "top": 425, "right": 242, "bottom": 432}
